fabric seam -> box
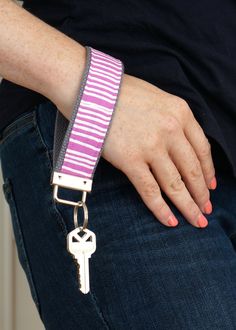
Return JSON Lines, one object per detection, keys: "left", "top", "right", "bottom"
{"left": 3, "top": 178, "right": 42, "bottom": 315}
{"left": 89, "top": 290, "right": 111, "bottom": 330}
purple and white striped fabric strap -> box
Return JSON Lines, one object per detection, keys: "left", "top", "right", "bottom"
{"left": 51, "top": 46, "right": 124, "bottom": 200}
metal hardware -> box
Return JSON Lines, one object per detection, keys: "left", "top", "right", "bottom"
{"left": 52, "top": 172, "right": 93, "bottom": 192}
{"left": 73, "top": 201, "right": 88, "bottom": 230}
{"left": 53, "top": 184, "right": 87, "bottom": 207}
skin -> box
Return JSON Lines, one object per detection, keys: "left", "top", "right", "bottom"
{"left": 0, "top": 0, "right": 216, "bottom": 228}
{"left": 101, "top": 75, "right": 216, "bottom": 228}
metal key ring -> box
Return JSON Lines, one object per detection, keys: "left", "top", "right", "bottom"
{"left": 73, "top": 201, "right": 88, "bottom": 230}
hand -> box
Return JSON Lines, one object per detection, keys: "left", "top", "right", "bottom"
{"left": 101, "top": 73, "right": 216, "bottom": 228}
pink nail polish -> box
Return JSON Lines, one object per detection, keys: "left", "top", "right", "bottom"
{"left": 210, "top": 177, "right": 217, "bottom": 190}
{"left": 168, "top": 215, "right": 178, "bottom": 227}
{"left": 204, "top": 200, "right": 212, "bottom": 214}
{"left": 197, "top": 214, "right": 208, "bottom": 228}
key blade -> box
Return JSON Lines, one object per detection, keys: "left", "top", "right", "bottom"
{"left": 76, "top": 253, "right": 91, "bottom": 294}
{"left": 83, "top": 253, "right": 90, "bottom": 294}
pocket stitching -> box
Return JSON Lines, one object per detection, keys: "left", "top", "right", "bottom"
{"left": 0, "top": 121, "right": 34, "bottom": 148}
{"left": 0, "top": 108, "right": 37, "bottom": 146}
{"left": 2, "top": 178, "right": 41, "bottom": 314}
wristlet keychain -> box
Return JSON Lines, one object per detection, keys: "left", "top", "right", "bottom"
{"left": 50, "top": 46, "right": 124, "bottom": 294}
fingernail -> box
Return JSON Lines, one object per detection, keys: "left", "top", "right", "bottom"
{"left": 197, "top": 214, "right": 208, "bottom": 228}
{"left": 168, "top": 215, "right": 179, "bottom": 227}
{"left": 204, "top": 200, "right": 212, "bottom": 214}
{"left": 209, "top": 177, "right": 217, "bottom": 190}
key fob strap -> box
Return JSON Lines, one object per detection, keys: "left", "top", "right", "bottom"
{"left": 50, "top": 46, "right": 124, "bottom": 204}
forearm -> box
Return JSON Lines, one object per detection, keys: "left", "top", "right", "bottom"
{"left": 0, "top": 0, "right": 86, "bottom": 119}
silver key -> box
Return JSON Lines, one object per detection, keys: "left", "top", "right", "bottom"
{"left": 67, "top": 227, "right": 96, "bottom": 294}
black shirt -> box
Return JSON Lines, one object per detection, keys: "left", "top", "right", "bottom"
{"left": 0, "top": 0, "right": 236, "bottom": 176}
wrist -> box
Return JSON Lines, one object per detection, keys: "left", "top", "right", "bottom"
{"left": 46, "top": 42, "right": 87, "bottom": 121}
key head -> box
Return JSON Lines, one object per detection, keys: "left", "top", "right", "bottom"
{"left": 67, "top": 227, "right": 96, "bottom": 258}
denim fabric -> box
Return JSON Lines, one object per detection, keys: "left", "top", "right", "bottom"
{"left": 0, "top": 100, "right": 236, "bottom": 330}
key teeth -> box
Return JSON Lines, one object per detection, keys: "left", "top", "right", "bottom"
{"left": 72, "top": 258, "right": 83, "bottom": 292}
{"left": 75, "top": 257, "right": 90, "bottom": 294}
{"left": 76, "top": 265, "right": 81, "bottom": 289}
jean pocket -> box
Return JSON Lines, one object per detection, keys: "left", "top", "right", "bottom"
{"left": 2, "top": 177, "right": 41, "bottom": 314}
{"left": 0, "top": 110, "right": 35, "bottom": 147}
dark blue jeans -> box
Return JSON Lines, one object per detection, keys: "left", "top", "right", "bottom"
{"left": 1, "top": 100, "right": 236, "bottom": 330}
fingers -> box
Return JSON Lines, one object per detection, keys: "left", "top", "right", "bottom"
{"left": 124, "top": 161, "right": 179, "bottom": 227}
{"left": 149, "top": 150, "right": 209, "bottom": 228}
{"left": 168, "top": 130, "right": 211, "bottom": 214}
{"left": 184, "top": 111, "right": 217, "bottom": 190}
